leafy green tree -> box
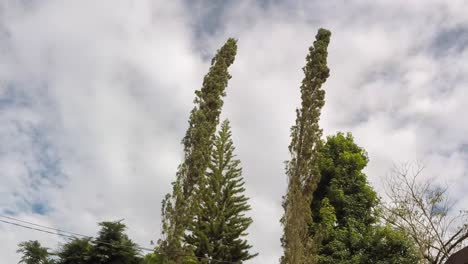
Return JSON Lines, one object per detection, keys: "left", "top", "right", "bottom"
{"left": 365, "top": 225, "right": 421, "bottom": 264}
{"left": 159, "top": 38, "right": 237, "bottom": 263}
{"left": 56, "top": 237, "right": 92, "bottom": 264}
{"left": 89, "top": 221, "right": 142, "bottom": 264}
{"left": 311, "top": 132, "right": 377, "bottom": 231}
{"left": 186, "top": 120, "right": 257, "bottom": 263}
{"left": 280, "top": 28, "right": 331, "bottom": 264}
{"left": 141, "top": 253, "right": 162, "bottom": 264}
{"left": 18, "top": 221, "right": 146, "bottom": 264}
{"left": 17, "top": 240, "right": 53, "bottom": 264}
{"left": 311, "top": 133, "right": 420, "bottom": 264}
{"left": 141, "top": 249, "right": 197, "bottom": 264}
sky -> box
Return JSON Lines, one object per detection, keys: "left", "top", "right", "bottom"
{"left": 1, "top": 0, "right": 468, "bottom": 263}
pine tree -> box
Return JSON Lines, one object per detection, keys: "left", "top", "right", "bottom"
{"left": 186, "top": 120, "right": 257, "bottom": 263}
{"left": 159, "top": 39, "right": 238, "bottom": 263}
{"left": 280, "top": 28, "right": 331, "bottom": 264}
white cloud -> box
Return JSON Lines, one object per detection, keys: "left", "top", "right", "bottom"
{"left": 1, "top": 0, "right": 468, "bottom": 263}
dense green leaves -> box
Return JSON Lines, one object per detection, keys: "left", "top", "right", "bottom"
{"left": 281, "top": 28, "right": 331, "bottom": 264}
{"left": 365, "top": 225, "right": 421, "bottom": 264}
{"left": 181, "top": 38, "right": 238, "bottom": 196}
{"left": 186, "top": 120, "right": 257, "bottom": 263}
{"left": 17, "top": 221, "right": 142, "bottom": 264}
{"left": 311, "top": 133, "right": 420, "bottom": 264}
{"left": 56, "top": 238, "right": 92, "bottom": 264}
{"left": 312, "top": 132, "right": 376, "bottom": 228}
{"left": 141, "top": 253, "right": 162, "bottom": 264}
{"left": 89, "top": 221, "right": 142, "bottom": 264}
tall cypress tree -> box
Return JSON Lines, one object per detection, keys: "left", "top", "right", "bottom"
{"left": 280, "top": 28, "right": 331, "bottom": 264}
{"left": 159, "top": 39, "right": 238, "bottom": 263}
{"left": 186, "top": 120, "right": 257, "bottom": 263}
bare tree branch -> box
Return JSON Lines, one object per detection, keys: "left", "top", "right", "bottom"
{"left": 382, "top": 163, "right": 468, "bottom": 264}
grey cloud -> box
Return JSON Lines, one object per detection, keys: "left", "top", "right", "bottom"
{"left": 431, "top": 25, "right": 468, "bottom": 57}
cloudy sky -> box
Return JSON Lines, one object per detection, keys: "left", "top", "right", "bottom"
{"left": 2, "top": 0, "right": 468, "bottom": 263}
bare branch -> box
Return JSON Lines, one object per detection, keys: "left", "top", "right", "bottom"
{"left": 382, "top": 163, "right": 468, "bottom": 264}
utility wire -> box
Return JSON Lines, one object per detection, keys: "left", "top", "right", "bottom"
{"left": 0, "top": 216, "right": 243, "bottom": 263}
{"left": 0, "top": 218, "right": 153, "bottom": 251}
{"left": 0, "top": 218, "right": 77, "bottom": 240}
{"left": 0, "top": 214, "right": 152, "bottom": 251}
{"left": 0, "top": 214, "right": 90, "bottom": 238}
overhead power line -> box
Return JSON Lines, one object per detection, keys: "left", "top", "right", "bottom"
{"left": 0, "top": 218, "right": 77, "bottom": 240}
{"left": 0, "top": 214, "right": 90, "bottom": 238}
{"left": 0, "top": 218, "right": 153, "bottom": 251}
{"left": 0, "top": 215, "right": 244, "bottom": 264}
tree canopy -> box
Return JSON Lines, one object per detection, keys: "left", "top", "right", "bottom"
{"left": 17, "top": 240, "right": 52, "bottom": 264}
{"left": 17, "top": 221, "right": 142, "bottom": 264}
{"left": 310, "top": 133, "right": 420, "bottom": 264}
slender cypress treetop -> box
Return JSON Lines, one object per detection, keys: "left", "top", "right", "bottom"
{"left": 159, "top": 39, "right": 238, "bottom": 263}
{"left": 182, "top": 39, "right": 238, "bottom": 197}
{"left": 280, "top": 28, "right": 331, "bottom": 264}
{"left": 186, "top": 120, "right": 257, "bottom": 263}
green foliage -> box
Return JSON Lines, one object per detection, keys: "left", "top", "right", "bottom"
{"left": 142, "top": 253, "right": 160, "bottom": 264}
{"left": 181, "top": 38, "right": 238, "bottom": 196}
{"left": 281, "top": 28, "right": 331, "bottom": 264}
{"left": 365, "top": 225, "right": 421, "bottom": 264}
{"left": 159, "top": 38, "right": 238, "bottom": 263}
{"left": 317, "top": 198, "right": 336, "bottom": 237}
{"left": 17, "top": 240, "right": 53, "bottom": 264}
{"left": 89, "top": 221, "right": 142, "bottom": 264}
{"left": 18, "top": 221, "right": 146, "bottom": 264}
{"left": 311, "top": 133, "right": 420, "bottom": 264}
{"left": 141, "top": 252, "right": 167, "bottom": 264}
{"left": 312, "top": 132, "right": 376, "bottom": 228}
{"left": 56, "top": 238, "right": 92, "bottom": 264}
{"left": 186, "top": 120, "right": 257, "bottom": 263}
